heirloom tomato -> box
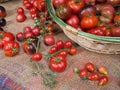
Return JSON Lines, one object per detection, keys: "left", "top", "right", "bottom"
{"left": 81, "top": 14, "right": 98, "bottom": 29}
{"left": 49, "top": 55, "right": 67, "bottom": 72}
{"left": 31, "top": 52, "right": 42, "bottom": 61}
{"left": 56, "top": 4, "right": 72, "bottom": 20}
{"left": 3, "top": 41, "right": 20, "bottom": 57}
{"left": 66, "top": 0, "right": 85, "bottom": 14}
{"left": 53, "top": 0, "right": 66, "bottom": 7}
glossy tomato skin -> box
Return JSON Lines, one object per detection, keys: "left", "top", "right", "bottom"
{"left": 56, "top": 40, "right": 64, "bottom": 50}
{"left": 88, "top": 72, "right": 100, "bottom": 81}
{"left": 53, "top": 0, "right": 66, "bottom": 7}
{"left": 98, "top": 76, "right": 109, "bottom": 86}
{"left": 64, "top": 40, "right": 73, "bottom": 48}
{"left": 69, "top": 47, "right": 77, "bottom": 55}
{"left": 57, "top": 50, "right": 68, "bottom": 58}
{"left": 31, "top": 52, "right": 42, "bottom": 61}
{"left": 85, "top": 62, "right": 95, "bottom": 72}
{"left": 49, "top": 55, "right": 67, "bottom": 72}
{"left": 3, "top": 41, "right": 20, "bottom": 57}
{"left": 0, "top": 6, "right": 6, "bottom": 18}
{"left": 111, "top": 26, "right": 120, "bottom": 37}
{"left": 79, "top": 69, "right": 88, "bottom": 79}
{"left": 56, "top": 4, "right": 72, "bottom": 20}
{"left": 37, "top": 0, "right": 46, "bottom": 12}
{"left": 44, "top": 35, "right": 55, "bottom": 46}
{"left": 81, "top": 15, "right": 98, "bottom": 29}
{"left": 67, "top": 0, "right": 85, "bottom": 14}
{"left": 49, "top": 46, "right": 58, "bottom": 54}
{"left": 66, "top": 15, "right": 80, "bottom": 28}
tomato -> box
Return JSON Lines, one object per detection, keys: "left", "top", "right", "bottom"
{"left": 88, "top": 72, "right": 100, "bottom": 81}
{"left": 24, "top": 26, "right": 32, "bottom": 33}
{"left": 53, "top": 0, "right": 66, "bottom": 7}
{"left": 98, "top": 66, "right": 108, "bottom": 75}
{"left": 66, "top": 15, "right": 80, "bottom": 28}
{"left": 98, "top": 76, "right": 109, "bottom": 86}
{"left": 0, "top": 6, "right": 6, "bottom": 18}
{"left": 49, "top": 46, "right": 58, "bottom": 54}
{"left": 111, "top": 26, "right": 120, "bottom": 37}
{"left": 67, "top": 0, "right": 85, "bottom": 14}
{"left": 25, "top": 31, "right": 34, "bottom": 39}
{"left": 24, "top": 2, "right": 33, "bottom": 10}
{"left": 114, "top": 12, "right": 120, "bottom": 25}
{"left": 31, "top": 52, "right": 42, "bottom": 61}
{"left": 30, "top": 7, "right": 37, "bottom": 14}
{"left": 3, "top": 41, "right": 20, "bottom": 57}
{"left": 31, "top": 13, "right": 39, "bottom": 19}
{"left": 69, "top": 47, "right": 77, "bottom": 55}
{"left": 85, "top": 62, "right": 95, "bottom": 72}
{"left": 107, "top": 0, "right": 120, "bottom": 5}
{"left": 64, "top": 40, "right": 73, "bottom": 48}
{"left": 56, "top": 40, "right": 64, "bottom": 50}
{"left": 84, "top": 0, "right": 96, "bottom": 5}
{"left": 56, "top": 4, "right": 72, "bottom": 20}
{"left": 16, "top": 14, "right": 27, "bottom": 22}
{"left": 0, "top": 18, "right": 6, "bottom": 27}
{"left": 32, "top": 27, "right": 40, "bottom": 36}
{"left": 79, "top": 5, "right": 96, "bottom": 19}
{"left": 36, "top": 0, "right": 46, "bottom": 12}
{"left": 49, "top": 55, "right": 67, "bottom": 72}
{"left": 23, "top": 38, "right": 37, "bottom": 54}
{"left": 17, "top": 7, "right": 24, "bottom": 14}
{"left": 81, "top": 14, "right": 98, "bottom": 29}
{"left": 57, "top": 50, "right": 68, "bottom": 58}
{"left": 43, "top": 35, "right": 55, "bottom": 46}
{"left": 23, "top": 0, "right": 29, "bottom": 5}
{"left": 79, "top": 69, "right": 88, "bottom": 79}
{"left": 16, "top": 32, "right": 25, "bottom": 42}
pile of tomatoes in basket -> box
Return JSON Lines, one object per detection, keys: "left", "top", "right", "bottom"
{"left": 53, "top": 0, "right": 120, "bottom": 37}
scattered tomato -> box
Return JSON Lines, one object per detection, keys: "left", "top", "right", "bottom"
{"left": 98, "top": 76, "right": 109, "bottom": 86}
{"left": 85, "top": 62, "right": 95, "bottom": 72}
{"left": 64, "top": 40, "right": 73, "bottom": 48}
{"left": 79, "top": 69, "right": 88, "bottom": 79}
{"left": 98, "top": 66, "right": 108, "bottom": 75}
{"left": 69, "top": 47, "right": 77, "bottom": 55}
{"left": 44, "top": 35, "right": 55, "bottom": 46}
{"left": 88, "top": 72, "right": 100, "bottom": 81}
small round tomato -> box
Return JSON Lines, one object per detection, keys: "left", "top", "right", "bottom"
{"left": 57, "top": 50, "right": 68, "bottom": 58}
{"left": 56, "top": 40, "right": 64, "bottom": 50}
{"left": 111, "top": 26, "right": 120, "bottom": 37}
{"left": 85, "top": 62, "right": 95, "bottom": 72}
{"left": 53, "top": 0, "right": 66, "bottom": 7}
{"left": 36, "top": 0, "right": 46, "bottom": 12}
{"left": 64, "top": 40, "right": 73, "bottom": 48}
{"left": 69, "top": 47, "right": 77, "bottom": 55}
{"left": 16, "top": 14, "right": 27, "bottom": 22}
{"left": 32, "top": 27, "right": 40, "bottom": 36}
{"left": 79, "top": 69, "right": 88, "bottom": 79}
{"left": 98, "top": 76, "right": 109, "bottom": 86}
{"left": 81, "top": 14, "right": 98, "bottom": 29}
{"left": 49, "top": 46, "right": 58, "bottom": 54}
{"left": 43, "top": 35, "right": 55, "bottom": 46}
{"left": 98, "top": 66, "right": 108, "bottom": 75}
{"left": 16, "top": 32, "right": 25, "bottom": 42}
{"left": 17, "top": 7, "right": 24, "bottom": 14}
{"left": 30, "top": 7, "right": 37, "bottom": 14}
{"left": 0, "top": 6, "right": 6, "bottom": 18}
{"left": 49, "top": 55, "right": 67, "bottom": 72}
{"left": 31, "top": 52, "right": 42, "bottom": 61}
{"left": 24, "top": 2, "right": 33, "bottom": 10}
{"left": 66, "top": 15, "right": 80, "bottom": 28}
{"left": 88, "top": 72, "right": 100, "bottom": 81}
{"left": 24, "top": 26, "right": 32, "bottom": 33}
{"left": 3, "top": 41, "right": 20, "bottom": 57}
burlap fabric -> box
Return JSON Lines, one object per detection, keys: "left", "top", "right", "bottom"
{"left": 0, "top": 0, "right": 120, "bottom": 90}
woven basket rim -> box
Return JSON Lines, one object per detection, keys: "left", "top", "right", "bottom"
{"left": 47, "top": 0, "right": 120, "bottom": 43}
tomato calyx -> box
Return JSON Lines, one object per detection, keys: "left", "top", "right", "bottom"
{"left": 12, "top": 47, "right": 19, "bottom": 53}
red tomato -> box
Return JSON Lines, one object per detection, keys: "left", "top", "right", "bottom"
{"left": 98, "top": 76, "right": 109, "bottom": 86}
{"left": 79, "top": 69, "right": 88, "bottom": 79}
{"left": 0, "top": 6, "right": 6, "bottom": 18}
{"left": 84, "top": 0, "right": 96, "bottom": 5}
{"left": 30, "top": 7, "right": 37, "bottom": 14}
{"left": 53, "top": 0, "right": 66, "bottom": 7}
{"left": 88, "top": 72, "right": 100, "bottom": 81}
{"left": 36, "top": 0, "right": 46, "bottom": 12}
{"left": 3, "top": 41, "right": 20, "bottom": 57}
{"left": 85, "top": 62, "right": 95, "bottom": 72}
{"left": 16, "top": 32, "right": 25, "bottom": 42}
{"left": 111, "top": 26, "right": 120, "bottom": 37}
{"left": 69, "top": 47, "right": 77, "bottom": 55}
{"left": 16, "top": 14, "right": 26, "bottom": 22}
{"left": 81, "top": 14, "right": 98, "bottom": 29}
{"left": 31, "top": 52, "right": 42, "bottom": 61}
{"left": 56, "top": 40, "right": 64, "bottom": 50}
{"left": 44, "top": 35, "right": 55, "bottom": 46}
{"left": 49, "top": 46, "right": 58, "bottom": 54}
{"left": 32, "top": 27, "right": 40, "bottom": 36}
{"left": 17, "top": 7, "right": 24, "bottom": 14}
{"left": 57, "top": 50, "right": 68, "bottom": 58}
{"left": 64, "top": 40, "right": 73, "bottom": 48}
{"left": 49, "top": 55, "right": 67, "bottom": 72}
{"left": 66, "top": 15, "right": 80, "bottom": 28}
{"left": 67, "top": 0, "right": 85, "bottom": 14}
{"left": 24, "top": 2, "right": 33, "bottom": 10}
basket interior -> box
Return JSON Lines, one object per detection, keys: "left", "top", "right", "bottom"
{"left": 47, "top": 0, "right": 120, "bottom": 43}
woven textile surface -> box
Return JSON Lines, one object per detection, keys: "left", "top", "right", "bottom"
{"left": 0, "top": 0, "right": 120, "bottom": 90}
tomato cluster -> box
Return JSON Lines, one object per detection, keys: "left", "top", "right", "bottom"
{"left": 74, "top": 62, "right": 109, "bottom": 86}
{"left": 47, "top": 40, "right": 77, "bottom": 72}
{"left": 53, "top": 0, "right": 120, "bottom": 37}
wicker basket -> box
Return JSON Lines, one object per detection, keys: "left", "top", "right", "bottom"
{"left": 47, "top": 0, "right": 120, "bottom": 54}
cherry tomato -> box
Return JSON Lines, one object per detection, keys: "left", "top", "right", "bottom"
{"left": 24, "top": 2, "right": 33, "bottom": 10}
{"left": 0, "top": 6, "right": 6, "bottom": 18}
{"left": 64, "top": 40, "right": 73, "bottom": 48}
{"left": 79, "top": 69, "right": 88, "bottom": 79}
{"left": 36, "top": 0, "right": 46, "bottom": 12}
{"left": 66, "top": 15, "right": 80, "bottom": 28}
{"left": 32, "top": 27, "right": 40, "bottom": 36}
{"left": 25, "top": 31, "right": 34, "bottom": 39}
{"left": 16, "top": 14, "right": 27, "bottom": 22}
{"left": 0, "top": 18, "right": 6, "bottom": 27}
{"left": 85, "top": 62, "right": 95, "bottom": 72}
{"left": 98, "top": 76, "right": 109, "bottom": 86}
{"left": 43, "top": 35, "right": 55, "bottom": 46}
{"left": 88, "top": 72, "right": 100, "bottom": 81}
{"left": 16, "top": 32, "right": 25, "bottom": 42}
{"left": 53, "top": 0, "right": 66, "bottom": 7}
{"left": 3, "top": 41, "right": 20, "bottom": 57}
{"left": 31, "top": 52, "right": 42, "bottom": 61}
{"left": 84, "top": 0, "right": 96, "bottom": 5}
{"left": 98, "top": 66, "right": 108, "bottom": 75}
{"left": 67, "top": 0, "right": 85, "bottom": 14}
{"left": 111, "top": 26, "right": 120, "bottom": 37}
{"left": 17, "top": 7, "right": 24, "bottom": 14}
{"left": 81, "top": 14, "right": 98, "bottom": 29}
{"left": 30, "top": 7, "right": 37, "bottom": 14}
{"left": 24, "top": 26, "right": 32, "bottom": 33}
{"left": 69, "top": 47, "right": 77, "bottom": 55}
{"left": 49, "top": 46, "right": 58, "bottom": 54}
{"left": 57, "top": 50, "right": 68, "bottom": 58}
{"left": 56, "top": 40, "right": 64, "bottom": 50}
{"left": 49, "top": 55, "right": 67, "bottom": 72}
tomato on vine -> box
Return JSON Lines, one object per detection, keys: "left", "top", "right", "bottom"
{"left": 31, "top": 52, "right": 42, "bottom": 61}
